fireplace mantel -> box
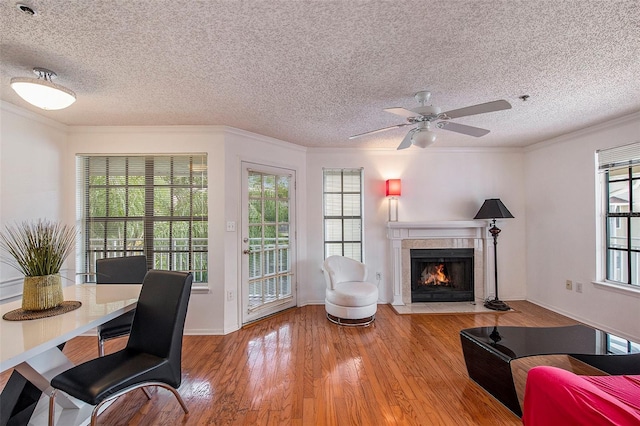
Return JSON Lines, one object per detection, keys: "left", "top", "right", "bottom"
{"left": 387, "top": 221, "right": 486, "bottom": 240}
{"left": 387, "top": 221, "right": 489, "bottom": 306}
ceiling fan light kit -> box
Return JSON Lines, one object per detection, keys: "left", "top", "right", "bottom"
{"left": 10, "top": 68, "right": 76, "bottom": 110}
{"left": 350, "top": 90, "right": 512, "bottom": 150}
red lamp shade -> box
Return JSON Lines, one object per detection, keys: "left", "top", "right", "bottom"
{"left": 386, "top": 179, "right": 401, "bottom": 197}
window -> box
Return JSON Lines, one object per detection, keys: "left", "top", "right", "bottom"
{"left": 77, "top": 155, "right": 208, "bottom": 283}
{"left": 598, "top": 142, "right": 640, "bottom": 288}
{"left": 323, "top": 168, "right": 363, "bottom": 261}
{"left": 606, "top": 333, "right": 640, "bottom": 354}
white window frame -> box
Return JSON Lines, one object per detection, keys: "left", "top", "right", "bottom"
{"left": 594, "top": 143, "right": 640, "bottom": 297}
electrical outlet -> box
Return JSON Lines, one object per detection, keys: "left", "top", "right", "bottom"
{"left": 576, "top": 282, "right": 583, "bottom": 293}
{"left": 375, "top": 272, "right": 382, "bottom": 280}
{"left": 565, "top": 280, "right": 573, "bottom": 290}
{"left": 226, "top": 221, "right": 236, "bottom": 232}
{"left": 226, "top": 290, "right": 234, "bottom": 301}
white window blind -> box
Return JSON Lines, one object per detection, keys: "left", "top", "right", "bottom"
{"left": 323, "top": 168, "right": 363, "bottom": 261}
{"left": 597, "top": 142, "right": 640, "bottom": 171}
{"left": 77, "top": 154, "right": 208, "bottom": 283}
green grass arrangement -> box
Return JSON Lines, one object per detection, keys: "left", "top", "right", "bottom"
{"left": 0, "top": 219, "right": 76, "bottom": 277}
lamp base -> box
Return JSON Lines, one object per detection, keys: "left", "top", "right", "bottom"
{"left": 484, "top": 298, "right": 511, "bottom": 311}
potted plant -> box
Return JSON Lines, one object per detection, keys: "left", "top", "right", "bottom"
{"left": 0, "top": 219, "right": 76, "bottom": 311}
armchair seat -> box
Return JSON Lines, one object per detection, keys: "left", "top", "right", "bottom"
{"left": 323, "top": 256, "right": 378, "bottom": 326}
{"left": 326, "top": 281, "right": 379, "bottom": 307}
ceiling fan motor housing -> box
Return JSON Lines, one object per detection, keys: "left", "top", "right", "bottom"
{"left": 411, "top": 105, "right": 442, "bottom": 119}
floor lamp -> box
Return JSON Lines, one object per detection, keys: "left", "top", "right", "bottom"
{"left": 474, "top": 198, "right": 514, "bottom": 311}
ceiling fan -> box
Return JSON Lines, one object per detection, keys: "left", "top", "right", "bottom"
{"left": 349, "top": 91, "right": 512, "bottom": 150}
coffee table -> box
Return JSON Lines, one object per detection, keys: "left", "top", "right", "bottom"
{"left": 460, "top": 324, "right": 640, "bottom": 416}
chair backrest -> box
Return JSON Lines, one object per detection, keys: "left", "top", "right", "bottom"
{"left": 323, "top": 255, "right": 367, "bottom": 289}
{"left": 96, "top": 255, "right": 148, "bottom": 284}
{"left": 126, "top": 270, "right": 193, "bottom": 386}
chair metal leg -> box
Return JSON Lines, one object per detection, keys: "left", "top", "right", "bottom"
{"left": 326, "top": 312, "right": 376, "bottom": 327}
{"left": 86, "top": 382, "right": 188, "bottom": 425}
{"left": 158, "top": 383, "right": 189, "bottom": 414}
{"left": 48, "top": 389, "right": 56, "bottom": 426}
{"left": 98, "top": 337, "right": 105, "bottom": 357}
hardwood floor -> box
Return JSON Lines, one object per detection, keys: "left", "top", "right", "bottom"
{"left": 1, "top": 301, "right": 579, "bottom": 425}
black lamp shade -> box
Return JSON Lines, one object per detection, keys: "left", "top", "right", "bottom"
{"left": 474, "top": 198, "right": 514, "bottom": 220}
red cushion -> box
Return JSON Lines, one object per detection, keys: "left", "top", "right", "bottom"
{"left": 522, "top": 366, "right": 640, "bottom": 426}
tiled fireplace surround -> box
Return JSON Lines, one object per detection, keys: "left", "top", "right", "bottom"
{"left": 387, "top": 221, "right": 489, "bottom": 306}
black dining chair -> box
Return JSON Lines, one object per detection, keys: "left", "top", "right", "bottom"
{"left": 48, "top": 270, "right": 193, "bottom": 426}
{"left": 95, "top": 255, "right": 148, "bottom": 356}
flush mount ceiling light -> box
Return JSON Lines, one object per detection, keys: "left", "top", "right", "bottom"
{"left": 10, "top": 68, "right": 76, "bottom": 110}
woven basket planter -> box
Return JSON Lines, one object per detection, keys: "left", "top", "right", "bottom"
{"left": 22, "top": 274, "right": 63, "bottom": 311}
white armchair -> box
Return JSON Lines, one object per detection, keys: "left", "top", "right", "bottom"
{"left": 322, "top": 256, "right": 378, "bottom": 326}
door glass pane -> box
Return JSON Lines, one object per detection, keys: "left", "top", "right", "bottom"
{"left": 248, "top": 173, "right": 262, "bottom": 197}
{"left": 278, "top": 201, "right": 289, "bottom": 222}
{"left": 264, "top": 199, "right": 276, "bottom": 222}
{"left": 263, "top": 175, "right": 276, "bottom": 198}
{"left": 277, "top": 176, "right": 289, "bottom": 198}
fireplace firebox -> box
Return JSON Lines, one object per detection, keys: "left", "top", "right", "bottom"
{"left": 410, "top": 248, "right": 474, "bottom": 302}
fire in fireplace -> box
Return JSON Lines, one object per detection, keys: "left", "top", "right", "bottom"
{"left": 411, "top": 248, "right": 474, "bottom": 302}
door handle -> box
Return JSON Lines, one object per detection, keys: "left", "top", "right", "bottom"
{"left": 243, "top": 249, "right": 252, "bottom": 254}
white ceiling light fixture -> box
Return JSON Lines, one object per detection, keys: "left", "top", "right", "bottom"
{"left": 411, "top": 122, "right": 437, "bottom": 148}
{"left": 10, "top": 68, "right": 76, "bottom": 110}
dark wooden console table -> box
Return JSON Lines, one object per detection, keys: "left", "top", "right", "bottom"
{"left": 460, "top": 324, "right": 640, "bottom": 417}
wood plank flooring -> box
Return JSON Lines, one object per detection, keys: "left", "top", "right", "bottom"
{"left": 1, "top": 301, "right": 580, "bottom": 425}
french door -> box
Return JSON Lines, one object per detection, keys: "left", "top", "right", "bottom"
{"left": 241, "top": 162, "right": 296, "bottom": 324}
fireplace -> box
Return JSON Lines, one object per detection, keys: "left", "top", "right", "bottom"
{"left": 410, "top": 248, "right": 474, "bottom": 302}
{"left": 387, "top": 221, "right": 487, "bottom": 306}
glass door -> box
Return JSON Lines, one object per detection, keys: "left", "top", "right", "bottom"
{"left": 241, "top": 162, "right": 296, "bottom": 324}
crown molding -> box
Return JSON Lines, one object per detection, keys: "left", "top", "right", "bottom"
{"left": 1, "top": 100, "right": 69, "bottom": 133}
{"left": 525, "top": 110, "right": 640, "bottom": 152}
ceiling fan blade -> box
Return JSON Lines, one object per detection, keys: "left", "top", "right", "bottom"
{"left": 384, "top": 107, "right": 416, "bottom": 118}
{"left": 397, "top": 129, "right": 416, "bottom": 150}
{"left": 442, "top": 100, "right": 512, "bottom": 119}
{"left": 438, "top": 121, "right": 490, "bottom": 137}
{"left": 349, "top": 123, "right": 412, "bottom": 139}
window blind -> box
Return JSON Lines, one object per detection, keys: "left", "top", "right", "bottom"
{"left": 597, "top": 142, "right": 640, "bottom": 172}
{"left": 76, "top": 154, "right": 208, "bottom": 283}
{"left": 323, "top": 168, "right": 363, "bottom": 261}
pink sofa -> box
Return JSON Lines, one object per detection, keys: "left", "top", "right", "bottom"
{"left": 522, "top": 366, "right": 640, "bottom": 425}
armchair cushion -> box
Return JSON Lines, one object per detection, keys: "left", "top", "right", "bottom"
{"left": 326, "top": 281, "right": 379, "bottom": 307}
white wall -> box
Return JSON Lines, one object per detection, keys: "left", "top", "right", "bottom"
{"left": 305, "top": 147, "right": 527, "bottom": 304}
{"left": 0, "top": 103, "right": 69, "bottom": 299}
{"left": 66, "top": 125, "right": 308, "bottom": 335}
{"left": 525, "top": 112, "right": 640, "bottom": 342}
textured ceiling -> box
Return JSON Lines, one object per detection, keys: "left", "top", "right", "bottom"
{"left": 1, "top": 0, "right": 639, "bottom": 149}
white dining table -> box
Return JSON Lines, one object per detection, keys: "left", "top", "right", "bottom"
{"left": 0, "top": 283, "right": 141, "bottom": 425}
